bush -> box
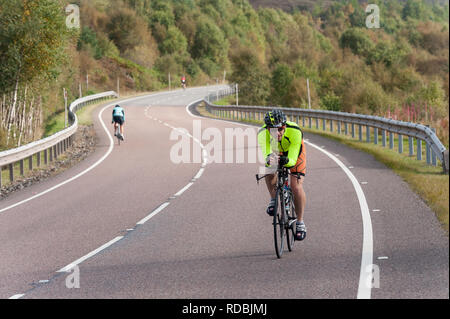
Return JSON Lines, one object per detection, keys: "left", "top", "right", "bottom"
{"left": 321, "top": 92, "right": 342, "bottom": 111}
{"left": 339, "top": 28, "right": 374, "bottom": 57}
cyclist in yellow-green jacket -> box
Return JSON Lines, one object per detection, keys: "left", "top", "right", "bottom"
{"left": 258, "top": 109, "right": 307, "bottom": 241}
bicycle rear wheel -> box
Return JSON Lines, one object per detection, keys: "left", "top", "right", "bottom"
{"left": 273, "top": 189, "right": 286, "bottom": 258}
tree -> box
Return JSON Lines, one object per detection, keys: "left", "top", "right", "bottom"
{"left": 192, "top": 19, "right": 227, "bottom": 60}
{"left": 0, "top": 0, "right": 69, "bottom": 92}
{"left": 229, "top": 47, "right": 270, "bottom": 105}
{"left": 106, "top": 7, "right": 150, "bottom": 53}
{"left": 270, "top": 63, "right": 293, "bottom": 106}
{"left": 339, "top": 28, "right": 374, "bottom": 57}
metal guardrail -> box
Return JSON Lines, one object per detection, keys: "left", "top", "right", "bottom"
{"left": 0, "top": 91, "right": 118, "bottom": 187}
{"left": 203, "top": 89, "right": 449, "bottom": 174}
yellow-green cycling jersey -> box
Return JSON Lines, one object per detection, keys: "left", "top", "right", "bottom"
{"left": 257, "top": 121, "right": 303, "bottom": 168}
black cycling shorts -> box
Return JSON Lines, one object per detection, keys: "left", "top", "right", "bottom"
{"left": 113, "top": 115, "right": 124, "bottom": 125}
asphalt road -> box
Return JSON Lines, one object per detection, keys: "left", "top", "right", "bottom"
{"left": 0, "top": 86, "right": 448, "bottom": 299}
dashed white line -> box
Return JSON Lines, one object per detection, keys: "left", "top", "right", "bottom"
{"left": 174, "top": 182, "right": 194, "bottom": 197}
{"left": 136, "top": 202, "right": 170, "bottom": 225}
{"left": 57, "top": 236, "right": 124, "bottom": 273}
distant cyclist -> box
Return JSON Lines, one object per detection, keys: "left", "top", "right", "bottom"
{"left": 181, "top": 75, "right": 186, "bottom": 89}
{"left": 112, "top": 104, "right": 125, "bottom": 140}
{"left": 257, "top": 109, "right": 307, "bottom": 241}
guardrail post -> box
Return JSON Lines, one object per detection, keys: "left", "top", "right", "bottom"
{"left": 49, "top": 147, "right": 53, "bottom": 162}
{"left": 425, "top": 125, "right": 431, "bottom": 164}
{"left": 408, "top": 137, "right": 414, "bottom": 156}
{"left": 344, "top": 123, "right": 348, "bottom": 135}
{"left": 417, "top": 139, "right": 422, "bottom": 161}
{"left": 359, "top": 125, "right": 362, "bottom": 141}
{"left": 20, "top": 160, "right": 24, "bottom": 176}
{"left": 37, "top": 151, "right": 41, "bottom": 167}
{"left": 28, "top": 156, "right": 32, "bottom": 171}
{"left": 296, "top": 115, "right": 299, "bottom": 125}
{"left": 323, "top": 119, "right": 326, "bottom": 131}
{"left": 398, "top": 134, "right": 403, "bottom": 154}
{"left": 382, "top": 130, "right": 386, "bottom": 147}
{"left": 374, "top": 128, "right": 378, "bottom": 145}
{"left": 366, "top": 126, "right": 370, "bottom": 143}
{"left": 352, "top": 123, "right": 355, "bottom": 138}
{"left": 330, "top": 120, "right": 333, "bottom": 132}
{"left": 302, "top": 117, "right": 305, "bottom": 127}
{"left": 9, "top": 163, "right": 14, "bottom": 182}
{"left": 309, "top": 117, "right": 312, "bottom": 128}
{"left": 316, "top": 118, "right": 319, "bottom": 129}
{"left": 443, "top": 150, "right": 449, "bottom": 174}
{"left": 337, "top": 121, "right": 341, "bottom": 134}
{"left": 431, "top": 128, "right": 437, "bottom": 166}
{"left": 389, "top": 132, "right": 394, "bottom": 149}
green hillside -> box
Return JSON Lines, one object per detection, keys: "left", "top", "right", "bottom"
{"left": 0, "top": 0, "right": 448, "bottom": 150}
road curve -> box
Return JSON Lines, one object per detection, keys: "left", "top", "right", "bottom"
{"left": 1, "top": 86, "right": 448, "bottom": 299}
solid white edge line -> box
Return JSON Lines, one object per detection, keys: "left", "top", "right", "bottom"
{"left": 306, "top": 142, "right": 373, "bottom": 299}
{"left": 57, "top": 236, "right": 124, "bottom": 273}
{"left": 0, "top": 92, "right": 172, "bottom": 215}
{"left": 191, "top": 107, "right": 374, "bottom": 299}
{"left": 5, "top": 90, "right": 212, "bottom": 298}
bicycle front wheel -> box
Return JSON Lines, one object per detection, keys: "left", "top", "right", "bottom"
{"left": 273, "top": 189, "right": 286, "bottom": 259}
{"left": 286, "top": 189, "right": 296, "bottom": 252}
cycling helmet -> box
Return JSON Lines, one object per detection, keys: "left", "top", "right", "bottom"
{"left": 264, "top": 109, "right": 286, "bottom": 128}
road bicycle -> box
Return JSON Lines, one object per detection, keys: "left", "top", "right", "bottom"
{"left": 114, "top": 124, "right": 123, "bottom": 145}
{"left": 256, "top": 158, "right": 299, "bottom": 258}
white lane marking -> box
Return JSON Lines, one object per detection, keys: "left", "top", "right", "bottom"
{"left": 306, "top": 142, "right": 373, "bottom": 299}
{"left": 192, "top": 109, "right": 374, "bottom": 299}
{"left": 174, "top": 182, "right": 194, "bottom": 197}
{"left": 0, "top": 92, "right": 172, "bottom": 215}
{"left": 136, "top": 202, "right": 170, "bottom": 225}
{"left": 194, "top": 168, "right": 205, "bottom": 179}
{"left": 57, "top": 236, "right": 124, "bottom": 272}
{"left": 136, "top": 98, "right": 210, "bottom": 226}
{"left": 361, "top": 182, "right": 368, "bottom": 185}
{"left": 372, "top": 209, "right": 380, "bottom": 212}
{"left": 5, "top": 89, "right": 213, "bottom": 298}
{"left": 377, "top": 256, "right": 389, "bottom": 260}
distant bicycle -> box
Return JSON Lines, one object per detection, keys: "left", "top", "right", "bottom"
{"left": 256, "top": 158, "right": 299, "bottom": 258}
{"left": 114, "top": 125, "right": 123, "bottom": 145}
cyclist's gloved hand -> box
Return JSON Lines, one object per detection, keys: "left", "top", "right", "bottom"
{"left": 266, "top": 154, "right": 277, "bottom": 167}
{"left": 279, "top": 155, "right": 289, "bottom": 166}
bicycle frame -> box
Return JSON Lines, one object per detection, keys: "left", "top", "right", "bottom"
{"left": 256, "top": 160, "right": 300, "bottom": 258}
